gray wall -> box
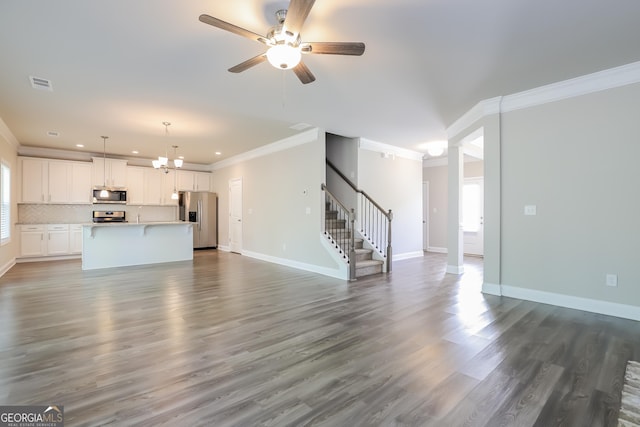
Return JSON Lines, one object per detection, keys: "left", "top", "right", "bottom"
{"left": 500, "top": 82, "right": 640, "bottom": 306}
{"left": 212, "top": 132, "right": 340, "bottom": 273}
{"left": 358, "top": 148, "right": 423, "bottom": 258}
{"left": 326, "top": 133, "right": 358, "bottom": 213}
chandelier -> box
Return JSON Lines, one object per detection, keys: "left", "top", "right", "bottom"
{"left": 152, "top": 121, "right": 183, "bottom": 172}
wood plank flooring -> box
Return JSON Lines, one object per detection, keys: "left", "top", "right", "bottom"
{"left": 0, "top": 251, "right": 638, "bottom": 426}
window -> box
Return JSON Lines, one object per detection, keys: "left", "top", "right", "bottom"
{"left": 1, "top": 160, "right": 10, "bottom": 245}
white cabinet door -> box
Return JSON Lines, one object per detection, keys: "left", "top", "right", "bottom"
{"left": 20, "top": 225, "right": 46, "bottom": 257}
{"left": 47, "top": 224, "right": 70, "bottom": 255}
{"left": 126, "top": 167, "right": 145, "bottom": 205}
{"left": 144, "top": 168, "right": 163, "bottom": 205}
{"left": 21, "top": 158, "right": 47, "bottom": 203}
{"left": 69, "top": 163, "right": 92, "bottom": 204}
{"left": 195, "top": 172, "right": 211, "bottom": 192}
{"left": 177, "top": 170, "right": 195, "bottom": 191}
{"left": 93, "top": 158, "right": 128, "bottom": 187}
{"left": 110, "top": 160, "right": 128, "bottom": 187}
{"left": 70, "top": 225, "right": 83, "bottom": 254}
{"left": 47, "top": 161, "right": 70, "bottom": 203}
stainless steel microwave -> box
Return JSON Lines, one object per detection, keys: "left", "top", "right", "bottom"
{"left": 92, "top": 187, "right": 127, "bottom": 204}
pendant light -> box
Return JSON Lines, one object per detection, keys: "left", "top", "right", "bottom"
{"left": 99, "top": 136, "right": 109, "bottom": 197}
{"left": 153, "top": 122, "right": 183, "bottom": 172}
{"left": 171, "top": 145, "right": 180, "bottom": 200}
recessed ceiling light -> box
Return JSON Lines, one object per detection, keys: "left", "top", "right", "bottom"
{"left": 76, "top": 144, "right": 84, "bottom": 148}
{"left": 132, "top": 150, "right": 139, "bottom": 154}
{"left": 215, "top": 152, "right": 221, "bottom": 156}
{"left": 47, "top": 131, "right": 59, "bottom": 137}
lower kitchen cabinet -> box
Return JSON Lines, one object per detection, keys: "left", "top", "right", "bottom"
{"left": 47, "top": 224, "right": 70, "bottom": 255}
{"left": 70, "top": 224, "right": 83, "bottom": 254}
{"left": 20, "top": 225, "right": 46, "bottom": 257}
{"left": 20, "top": 224, "right": 80, "bottom": 258}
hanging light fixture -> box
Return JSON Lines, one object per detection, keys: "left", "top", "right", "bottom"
{"left": 99, "top": 136, "right": 109, "bottom": 197}
{"left": 152, "top": 121, "right": 184, "bottom": 173}
{"left": 171, "top": 145, "right": 180, "bottom": 200}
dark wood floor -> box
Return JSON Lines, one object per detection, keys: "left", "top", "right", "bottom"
{"left": 0, "top": 251, "right": 637, "bottom": 426}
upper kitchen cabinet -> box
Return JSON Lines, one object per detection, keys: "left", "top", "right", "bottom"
{"left": 92, "top": 157, "right": 127, "bottom": 188}
{"left": 176, "top": 170, "right": 211, "bottom": 192}
{"left": 19, "top": 157, "right": 93, "bottom": 204}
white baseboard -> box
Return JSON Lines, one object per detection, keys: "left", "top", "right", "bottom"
{"left": 446, "top": 264, "right": 464, "bottom": 274}
{"left": 394, "top": 251, "right": 424, "bottom": 261}
{"left": 242, "top": 250, "right": 348, "bottom": 280}
{"left": 16, "top": 254, "right": 80, "bottom": 263}
{"left": 427, "top": 246, "right": 447, "bottom": 254}
{"left": 482, "top": 283, "right": 640, "bottom": 322}
{"left": 482, "top": 282, "right": 502, "bottom": 295}
{"left": 217, "top": 245, "right": 231, "bottom": 252}
{"left": 0, "top": 258, "right": 16, "bottom": 278}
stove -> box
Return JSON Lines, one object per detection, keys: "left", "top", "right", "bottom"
{"left": 92, "top": 210, "right": 126, "bottom": 223}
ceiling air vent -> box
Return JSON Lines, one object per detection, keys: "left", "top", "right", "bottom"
{"left": 29, "top": 76, "right": 53, "bottom": 91}
{"left": 47, "top": 131, "right": 60, "bottom": 137}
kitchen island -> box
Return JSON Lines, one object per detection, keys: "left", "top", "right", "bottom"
{"left": 82, "top": 221, "right": 193, "bottom": 270}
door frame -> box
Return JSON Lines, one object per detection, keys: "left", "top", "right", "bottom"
{"left": 229, "top": 177, "right": 243, "bottom": 254}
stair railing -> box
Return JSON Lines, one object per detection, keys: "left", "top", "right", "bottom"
{"left": 326, "top": 160, "right": 393, "bottom": 273}
{"left": 321, "top": 183, "right": 356, "bottom": 280}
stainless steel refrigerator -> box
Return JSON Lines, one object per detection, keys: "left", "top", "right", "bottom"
{"left": 178, "top": 191, "right": 218, "bottom": 249}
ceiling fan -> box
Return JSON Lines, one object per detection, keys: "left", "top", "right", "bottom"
{"left": 199, "top": 0, "right": 365, "bottom": 84}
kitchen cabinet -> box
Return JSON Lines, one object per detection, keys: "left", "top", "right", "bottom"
{"left": 70, "top": 224, "right": 83, "bottom": 254}
{"left": 126, "top": 167, "right": 145, "bottom": 205}
{"left": 92, "top": 157, "right": 127, "bottom": 187}
{"left": 144, "top": 168, "right": 163, "bottom": 205}
{"left": 47, "top": 224, "right": 70, "bottom": 255}
{"left": 163, "top": 169, "right": 178, "bottom": 206}
{"left": 19, "top": 157, "right": 93, "bottom": 204}
{"left": 20, "top": 224, "right": 82, "bottom": 258}
{"left": 20, "top": 225, "right": 46, "bottom": 257}
{"left": 177, "top": 170, "right": 211, "bottom": 192}
{"left": 69, "top": 163, "right": 93, "bottom": 203}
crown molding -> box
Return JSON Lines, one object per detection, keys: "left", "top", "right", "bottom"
{"left": 211, "top": 128, "right": 320, "bottom": 171}
{"left": 501, "top": 60, "right": 640, "bottom": 113}
{"left": 447, "top": 61, "right": 640, "bottom": 140}
{"left": 358, "top": 138, "right": 424, "bottom": 162}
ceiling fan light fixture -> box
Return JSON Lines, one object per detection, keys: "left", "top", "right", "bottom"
{"left": 267, "top": 44, "right": 301, "bottom": 69}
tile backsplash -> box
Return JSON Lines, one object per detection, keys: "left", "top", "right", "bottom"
{"left": 18, "top": 204, "right": 178, "bottom": 224}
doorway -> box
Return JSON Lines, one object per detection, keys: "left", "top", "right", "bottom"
{"left": 463, "top": 177, "right": 484, "bottom": 256}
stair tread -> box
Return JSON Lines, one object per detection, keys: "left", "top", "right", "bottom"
{"left": 356, "top": 259, "right": 384, "bottom": 267}
{"left": 355, "top": 248, "right": 372, "bottom": 254}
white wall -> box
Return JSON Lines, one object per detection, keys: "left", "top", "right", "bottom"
{"left": 0, "top": 120, "right": 18, "bottom": 275}
{"left": 211, "top": 130, "right": 342, "bottom": 277}
{"left": 358, "top": 148, "right": 423, "bottom": 260}
{"left": 501, "top": 82, "right": 640, "bottom": 308}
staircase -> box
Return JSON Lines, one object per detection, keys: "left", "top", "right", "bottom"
{"left": 324, "top": 202, "right": 384, "bottom": 278}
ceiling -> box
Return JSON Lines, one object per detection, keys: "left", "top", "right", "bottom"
{"left": 1, "top": 0, "right": 640, "bottom": 166}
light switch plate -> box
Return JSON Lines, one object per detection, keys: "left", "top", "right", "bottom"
{"left": 524, "top": 205, "right": 537, "bottom": 216}
{"left": 606, "top": 274, "right": 618, "bottom": 287}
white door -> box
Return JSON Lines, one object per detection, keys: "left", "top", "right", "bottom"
{"left": 229, "top": 178, "right": 243, "bottom": 254}
{"left": 463, "top": 177, "right": 484, "bottom": 256}
{"left": 423, "top": 181, "right": 429, "bottom": 251}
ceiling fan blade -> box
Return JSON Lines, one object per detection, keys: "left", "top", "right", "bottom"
{"left": 292, "top": 61, "right": 316, "bottom": 84}
{"left": 301, "top": 42, "right": 365, "bottom": 56}
{"left": 228, "top": 54, "right": 268, "bottom": 73}
{"left": 283, "top": 0, "right": 316, "bottom": 38}
{"left": 199, "top": 14, "right": 269, "bottom": 45}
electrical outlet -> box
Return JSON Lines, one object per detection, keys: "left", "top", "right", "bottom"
{"left": 524, "top": 205, "right": 537, "bottom": 216}
{"left": 606, "top": 274, "right": 618, "bottom": 287}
